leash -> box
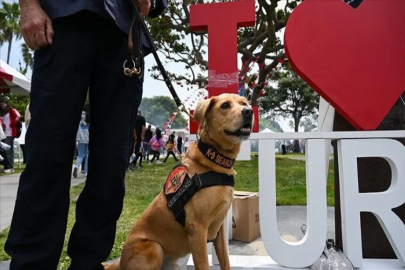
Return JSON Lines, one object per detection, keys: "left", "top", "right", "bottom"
{"left": 127, "top": 1, "right": 195, "bottom": 120}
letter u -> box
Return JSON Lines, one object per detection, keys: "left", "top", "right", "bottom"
{"left": 259, "top": 139, "right": 328, "bottom": 268}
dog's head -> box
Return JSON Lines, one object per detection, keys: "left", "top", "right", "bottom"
{"left": 194, "top": 94, "right": 254, "bottom": 148}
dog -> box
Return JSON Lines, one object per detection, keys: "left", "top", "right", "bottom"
{"left": 103, "top": 93, "right": 254, "bottom": 270}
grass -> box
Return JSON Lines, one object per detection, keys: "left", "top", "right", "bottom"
{"left": 0, "top": 155, "right": 335, "bottom": 267}
{"left": 0, "top": 164, "right": 26, "bottom": 176}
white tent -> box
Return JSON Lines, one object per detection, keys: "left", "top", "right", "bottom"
{"left": 260, "top": 128, "right": 274, "bottom": 133}
{"left": 0, "top": 59, "right": 31, "bottom": 95}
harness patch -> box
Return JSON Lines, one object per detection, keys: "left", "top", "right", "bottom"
{"left": 165, "top": 165, "right": 188, "bottom": 195}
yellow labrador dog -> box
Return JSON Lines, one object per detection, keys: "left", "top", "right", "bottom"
{"left": 104, "top": 93, "right": 253, "bottom": 270}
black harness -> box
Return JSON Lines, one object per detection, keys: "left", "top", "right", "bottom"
{"left": 163, "top": 142, "right": 236, "bottom": 241}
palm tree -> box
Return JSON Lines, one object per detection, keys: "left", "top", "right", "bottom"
{"left": 0, "top": 9, "right": 6, "bottom": 46}
{"left": 0, "top": 1, "right": 21, "bottom": 64}
{"left": 21, "top": 42, "right": 34, "bottom": 69}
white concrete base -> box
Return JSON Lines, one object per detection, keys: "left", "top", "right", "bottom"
{"left": 187, "top": 255, "right": 403, "bottom": 269}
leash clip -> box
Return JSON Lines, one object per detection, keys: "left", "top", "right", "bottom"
{"left": 179, "top": 103, "right": 195, "bottom": 121}
{"left": 123, "top": 60, "right": 142, "bottom": 77}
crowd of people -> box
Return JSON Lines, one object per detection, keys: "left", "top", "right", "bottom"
{"left": 69, "top": 108, "right": 190, "bottom": 175}
{"left": 126, "top": 109, "right": 189, "bottom": 171}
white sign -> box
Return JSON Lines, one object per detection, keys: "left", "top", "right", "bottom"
{"left": 187, "top": 132, "right": 405, "bottom": 270}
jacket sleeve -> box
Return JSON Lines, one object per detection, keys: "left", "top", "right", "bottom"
{"left": 0, "top": 123, "right": 5, "bottom": 141}
{"left": 148, "top": 0, "right": 167, "bottom": 18}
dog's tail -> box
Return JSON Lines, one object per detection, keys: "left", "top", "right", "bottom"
{"left": 102, "top": 258, "right": 121, "bottom": 270}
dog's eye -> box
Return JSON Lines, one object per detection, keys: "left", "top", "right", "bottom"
{"left": 221, "top": 102, "right": 230, "bottom": 109}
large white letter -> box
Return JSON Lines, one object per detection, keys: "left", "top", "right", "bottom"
{"left": 338, "top": 139, "right": 405, "bottom": 268}
{"left": 259, "top": 139, "right": 328, "bottom": 268}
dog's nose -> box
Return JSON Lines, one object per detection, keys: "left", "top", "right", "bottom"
{"left": 242, "top": 107, "right": 253, "bottom": 118}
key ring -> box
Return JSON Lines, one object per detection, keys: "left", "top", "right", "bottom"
{"left": 123, "top": 60, "right": 142, "bottom": 77}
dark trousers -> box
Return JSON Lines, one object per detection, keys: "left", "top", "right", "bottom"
{"left": 132, "top": 152, "right": 143, "bottom": 166}
{"left": 20, "top": 144, "right": 26, "bottom": 164}
{"left": 163, "top": 151, "right": 178, "bottom": 162}
{"left": 2, "top": 136, "right": 14, "bottom": 169}
{"left": 150, "top": 150, "right": 160, "bottom": 163}
{"left": 5, "top": 11, "right": 143, "bottom": 270}
{"left": 177, "top": 143, "right": 182, "bottom": 154}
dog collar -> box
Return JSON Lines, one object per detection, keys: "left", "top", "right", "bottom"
{"left": 197, "top": 140, "right": 235, "bottom": 169}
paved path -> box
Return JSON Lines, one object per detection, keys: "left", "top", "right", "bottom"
{"left": 1, "top": 170, "right": 87, "bottom": 231}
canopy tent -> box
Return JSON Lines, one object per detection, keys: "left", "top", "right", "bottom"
{"left": 0, "top": 59, "right": 31, "bottom": 96}
{"left": 260, "top": 128, "right": 274, "bottom": 133}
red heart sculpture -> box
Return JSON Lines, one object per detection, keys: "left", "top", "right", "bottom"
{"left": 285, "top": 0, "right": 405, "bottom": 130}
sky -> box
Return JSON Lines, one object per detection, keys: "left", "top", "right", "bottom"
{"left": 0, "top": 0, "right": 299, "bottom": 131}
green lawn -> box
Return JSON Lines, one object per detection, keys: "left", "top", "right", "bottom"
{"left": 0, "top": 155, "right": 335, "bottom": 268}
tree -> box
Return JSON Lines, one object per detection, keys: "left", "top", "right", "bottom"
{"left": 300, "top": 117, "right": 317, "bottom": 132}
{"left": 0, "top": 1, "right": 21, "bottom": 64}
{"left": 139, "top": 96, "right": 187, "bottom": 129}
{"left": 259, "top": 118, "right": 283, "bottom": 132}
{"left": 147, "top": 0, "right": 301, "bottom": 106}
{"left": 261, "top": 64, "right": 318, "bottom": 151}
{"left": 20, "top": 43, "right": 34, "bottom": 74}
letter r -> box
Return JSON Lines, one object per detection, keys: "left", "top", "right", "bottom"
{"left": 338, "top": 139, "right": 405, "bottom": 268}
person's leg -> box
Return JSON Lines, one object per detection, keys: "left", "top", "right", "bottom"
{"left": 84, "top": 143, "right": 89, "bottom": 174}
{"left": 20, "top": 144, "right": 26, "bottom": 164}
{"left": 170, "top": 151, "right": 178, "bottom": 161}
{"left": 173, "top": 151, "right": 179, "bottom": 162}
{"left": 0, "top": 141, "right": 10, "bottom": 170}
{"left": 75, "top": 144, "right": 85, "bottom": 167}
{"left": 67, "top": 15, "right": 143, "bottom": 270}
{"left": 4, "top": 137, "right": 14, "bottom": 169}
{"left": 144, "top": 144, "right": 149, "bottom": 160}
{"left": 138, "top": 153, "right": 143, "bottom": 167}
{"left": 150, "top": 150, "right": 156, "bottom": 163}
{"left": 5, "top": 12, "right": 95, "bottom": 270}
{"left": 81, "top": 157, "right": 86, "bottom": 173}
{"left": 163, "top": 152, "right": 169, "bottom": 163}
{"left": 74, "top": 144, "right": 85, "bottom": 178}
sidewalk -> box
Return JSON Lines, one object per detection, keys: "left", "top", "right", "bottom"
{"left": 0, "top": 170, "right": 87, "bottom": 231}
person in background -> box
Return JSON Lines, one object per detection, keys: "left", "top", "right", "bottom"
{"left": 73, "top": 111, "right": 89, "bottom": 177}
{"left": 0, "top": 119, "right": 7, "bottom": 171}
{"left": 149, "top": 128, "right": 165, "bottom": 166}
{"left": 130, "top": 140, "right": 144, "bottom": 168}
{"left": 184, "top": 136, "right": 190, "bottom": 153}
{"left": 143, "top": 124, "right": 153, "bottom": 161}
{"left": 81, "top": 102, "right": 90, "bottom": 173}
{"left": 0, "top": 96, "right": 21, "bottom": 173}
{"left": 20, "top": 103, "right": 31, "bottom": 164}
{"left": 176, "top": 134, "right": 183, "bottom": 155}
{"left": 163, "top": 135, "right": 179, "bottom": 163}
{"left": 169, "top": 130, "right": 175, "bottom": 141}
{"left": 132, "top": 110, "right": 146, "bottom": 166}
{"left": 24, "top": 104, "right": 31, "bottom": 129}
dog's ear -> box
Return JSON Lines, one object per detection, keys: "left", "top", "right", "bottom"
{"left": 194, "top": 97, "right": 217, "bottom": 125}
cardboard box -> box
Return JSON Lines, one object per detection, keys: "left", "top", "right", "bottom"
{"left": 232, "top": 191, "right": 260, "bottom": 242}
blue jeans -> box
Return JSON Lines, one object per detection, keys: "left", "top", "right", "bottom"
{"left": 75, "top": 143, "right": 88, "bottom": 173}
{"left": 144, "top": 143, "right": 150, "bottom": 159}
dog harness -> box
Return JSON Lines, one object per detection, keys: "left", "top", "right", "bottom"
{"left": 163, "top": 142, "right": 236, "bottom": 239}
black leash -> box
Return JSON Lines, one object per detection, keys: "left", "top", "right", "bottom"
{"left": 127, "top": 1, "right": 194, "bottom": 119}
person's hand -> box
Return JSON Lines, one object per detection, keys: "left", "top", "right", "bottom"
{"left": 135, "top": 0, "right": 151, "bottom": 17}
{"left": 20, "top": 1, "right": 54, "bottom": 50}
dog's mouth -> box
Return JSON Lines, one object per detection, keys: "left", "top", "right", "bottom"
{"left": 224, "top": 121, "right": 252, "bottom": 138}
